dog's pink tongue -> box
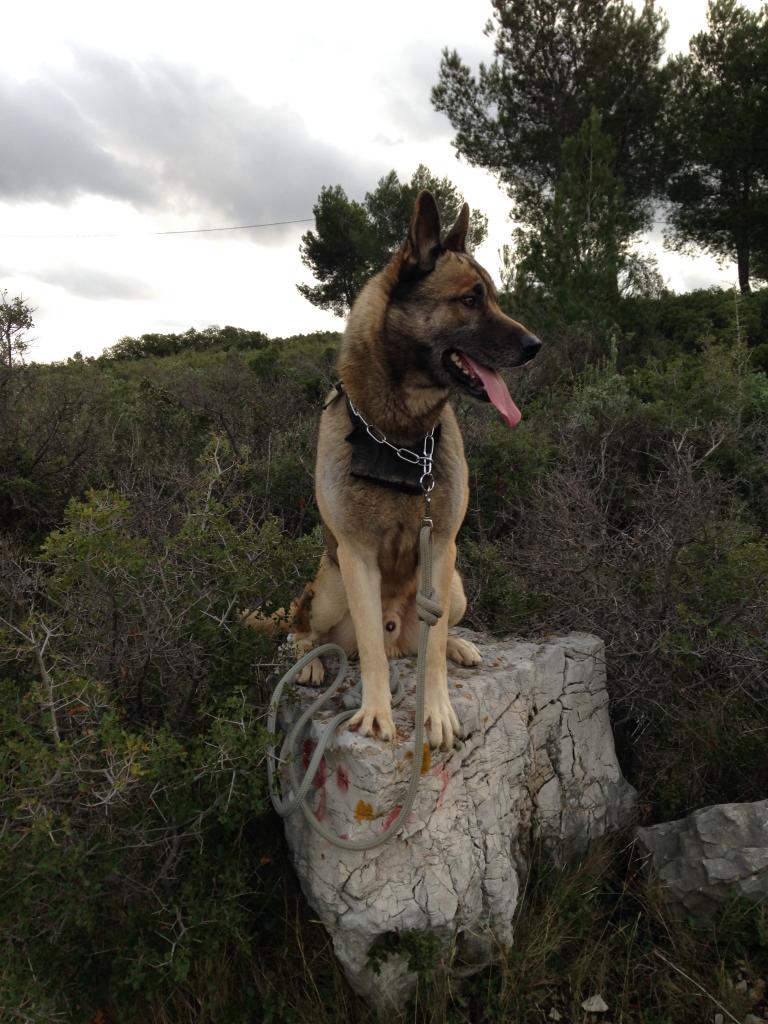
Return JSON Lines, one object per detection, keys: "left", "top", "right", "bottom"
{"left": 460, "top": 353, "right": 522, "bottom": 428}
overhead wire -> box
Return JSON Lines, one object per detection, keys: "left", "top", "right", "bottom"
{"left": 0, "top": 217, "right": 315, "bottom": 240}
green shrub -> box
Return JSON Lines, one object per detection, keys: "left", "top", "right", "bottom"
{"left": 2, "top": 294, "right": 767, "bottom": 1019}
{"left": 0, "top": 440, "right": 327, "bottom": 1020}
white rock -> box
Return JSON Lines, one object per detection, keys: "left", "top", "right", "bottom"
{"left": 279, "top": 632, "right": 636, "bottom": 1009}
{"left": 581, "top": 994, "right": 609, "bottom": 1013}
{"left": 636, "top": 801, "right": 768, "bottom": 922}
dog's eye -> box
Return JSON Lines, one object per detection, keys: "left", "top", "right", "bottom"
{"left": 460, "top": 295, "right": 477, "bottom": 308}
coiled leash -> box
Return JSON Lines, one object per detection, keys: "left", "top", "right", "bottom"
{"left": 268, "top": 398, "right": 443, "bottom": 851}
{"left": 267, "top": 518, "right": 441, "bottom": 851}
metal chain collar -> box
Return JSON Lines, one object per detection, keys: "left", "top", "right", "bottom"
{"left": 347, "top": 396, "right": 436, "bottom": 499}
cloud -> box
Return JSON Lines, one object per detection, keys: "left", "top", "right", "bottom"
{"left": 376, "top": 43, "right": 458, "bottom": 142}
{"left": 0, "top": 74, "right": 152, "bottom": 206}
{"left": 33, "top": 265, "right": 156, "bottom": 300}
{"left": 0, "top": 52, "right": 377, "bottom": 235}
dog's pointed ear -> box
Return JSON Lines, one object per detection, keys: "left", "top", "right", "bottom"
{"left": 444, "top": 203, "right": 470, "bottom": 253}
{"left": 402, "top": 190, "right": 442, "bottom": 277}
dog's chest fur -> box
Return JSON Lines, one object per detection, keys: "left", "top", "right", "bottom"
{"left": 316, "top": 395, "right": 468, "bottom": 585}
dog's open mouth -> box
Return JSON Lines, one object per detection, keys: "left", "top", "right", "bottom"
{"left": 444, "top": 350, "right": 522, "bottom": 428}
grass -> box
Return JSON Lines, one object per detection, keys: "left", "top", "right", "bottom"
{"left": 125, "top": 831, "right": 767, "bottom": 1024}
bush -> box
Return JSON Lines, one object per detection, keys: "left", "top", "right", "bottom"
{"left": 0, "top": 441, "right": 326, "bottom": 1020}
{"left": 2, "top": 296, "right": 767, "bottom": 1018}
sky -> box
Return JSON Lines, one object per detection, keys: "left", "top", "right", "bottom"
{"left": 0, "top": 0, "right": 758, "bottom": 363}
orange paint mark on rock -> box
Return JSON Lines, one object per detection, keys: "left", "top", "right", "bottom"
{"left": 405, "top": 744, "right": 432, "bottom": 773}
{"left": 355, "top": 800, "right": 375, "bottom": 822}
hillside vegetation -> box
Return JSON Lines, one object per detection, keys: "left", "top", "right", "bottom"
{"left": 1, "top": 293, "right": 767, "bottom": 1022}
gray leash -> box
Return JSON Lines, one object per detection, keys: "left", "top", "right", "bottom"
{"left": 267, "top": 519, "right": 441, "bottom": 851}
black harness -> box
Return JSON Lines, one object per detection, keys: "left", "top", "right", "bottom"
{"left": 325, "top": 382, "right": 441, "bottom": 495}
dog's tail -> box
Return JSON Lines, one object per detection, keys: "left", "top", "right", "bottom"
{"left": 240, "top": 579, "right": 316, "bottom": 637}
{"left": 239, "top": 601, "right": 297, "bottom": 636}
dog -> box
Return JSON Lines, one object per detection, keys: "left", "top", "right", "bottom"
{"left": 250, "top": 191, "right": 541, "bottom": 749}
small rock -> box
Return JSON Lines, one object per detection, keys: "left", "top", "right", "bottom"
{"left": 635, "top": 800, "right": 768, "bottom": 924}
{"left": 713, "top": 1014, "right": 724, "bottom": 1024}
{"left": 548, "top": 1010, "right": 562, "bottom": 1022}
{"left": 581, "top": 994, "right": 609, "bottom": 1013}
{"left": 735, "top": 979, "right": 748, "bottom": 993}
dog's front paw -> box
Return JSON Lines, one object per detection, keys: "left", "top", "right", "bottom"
{"left": 347, "top": 705, "right": 395, "bottom": 741}
{"left": 424, "top": 695, "right": 461, "bottom": 750}
{"left": 447, "top": 635, "right": 482, "bottom": 666}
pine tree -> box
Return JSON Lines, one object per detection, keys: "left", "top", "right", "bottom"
{"left": 515, "top": 109, "right": 634, "bottom": 316}
{"left": 0, "top": 291, "right": 34, "bottom": 369}
{"left": 297, "top": 167, "right": 487, "bottom": 316}
{"left": 664, "top": 0, "right": 768, "bottom": 294}
{"left": 432, "top": 0, "right": 668, "bottom": 234}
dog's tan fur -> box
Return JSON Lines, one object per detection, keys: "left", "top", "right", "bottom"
{"left": 250, "top": 192, "right": 540, "bottom": 748}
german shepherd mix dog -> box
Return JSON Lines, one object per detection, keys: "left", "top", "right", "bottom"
{"left": 254, "top": 192, "right": 541, "bottom": 748}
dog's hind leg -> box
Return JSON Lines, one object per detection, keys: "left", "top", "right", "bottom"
{"left": 446, "top": 570, "right": 482, "bottom": 667}
{"left": 292, "top": 554, "right": 350, "bottom": 685}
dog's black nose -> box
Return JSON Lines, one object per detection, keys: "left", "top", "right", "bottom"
{"left": 520, "top": 332, "right": 542, "bottom": 361}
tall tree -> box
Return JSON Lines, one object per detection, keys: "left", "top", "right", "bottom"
{"left": 510, "top": 109, "right": 663, "bottom": 371}
{"left": 514, "top": 109, "right": 637, "bottom": 317}
{"left": 432, "top": 0, "right": 668, "bottom": 233}
{"left": 297, "top": 166, "right": 488, "bottom": 316}
{"left": 664, "top": 0, "right": 768, "bottom": 294}
{"left": 0, "top": 291, "right": 34, "bottom": 369}
{"left": 297, "top": 186, "right": 379, "bottom": 317}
